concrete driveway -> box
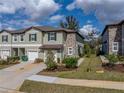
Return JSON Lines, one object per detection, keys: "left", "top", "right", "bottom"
{"left": 0, "top": 62, "right": 46, "bottom": 92}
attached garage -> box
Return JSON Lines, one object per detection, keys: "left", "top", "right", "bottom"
{"left": 0, "top": 50, "right": 10, "bottom": 59}
{"left": 27, "top": 50, "right": 38, "bottom": 61}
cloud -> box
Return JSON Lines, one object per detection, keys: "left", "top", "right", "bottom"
{"left": 66, "top": 0, "right": 124, "bottom": 24}
{"left": 50, "top": 15, "right": 64, "bottom": 21}
{"left": 66, "top": 2, "right": 75, "bottom": 10}
{"left": 1, "top": 19, "right": 39, "bottom": 30}
{"left": 80, "top": 24, "right": 99, "bottom": 39}
{"left": 0, "top": 0, "right": 61, "bottom": 20}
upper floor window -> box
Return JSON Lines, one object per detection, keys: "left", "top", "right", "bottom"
{"left": 29, "top": 34, "right": 37, "bottom": 42}
{"left": 13, "top": 35, "right": 18, "bottom": 42}
{"left": 68, "top": 47, "right": 73, "bottom": 55}
{"left": 20, "top": 35, "right": 24, "bottom": 42}
{"left": 48, "top": 32, "right": 56, "bottom": 41}
{"left": 112, "top": 42, "right": 118, "bottom": 52}
{"left": 2, "top": 35, "right": 8, "bottom": 42}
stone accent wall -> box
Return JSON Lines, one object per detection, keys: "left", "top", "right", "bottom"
{"left": 108, "top": 26, "right": 122, "bottom": 55}
{"left": 64, "top": 33, "right": 76, "bottom": 56}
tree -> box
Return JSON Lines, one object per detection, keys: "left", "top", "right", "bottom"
{"left": 84, "top": 43, "right": 91, "bottom": 57}
{"left": 60, "top": 16, "right": 79, "bottom": 31}
{"left": 45, "top": 50, "right": 57, "bottom": 70}
{"left": 87, "top": 29, "right": 101, "bottom": 54}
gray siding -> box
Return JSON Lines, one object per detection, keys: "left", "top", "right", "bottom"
{"left": 102, "top": 25, "right": 123, "bottom": 55}
{"left": 11, "top": 29, "right": 42, "bottom": 44}
{"left": 43, "top": 32, "right": 63, "bottom": 44}
{"left": 0, "top": 31, "right": 12, "bottom": 44}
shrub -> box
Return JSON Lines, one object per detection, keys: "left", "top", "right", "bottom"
{"left": 45, "top": 50, "right": 57, "bottom": 70}
{"left": 0, "top": 59, "right": 8, "bottom": 65}
{"left": 11, "top": 60, "right": 20, "bottom": 64}
{"left": 7, "top": 56, "right": 20, "bottom": 64}
{"left": 7, "top": 56, "right": 20, "bottom": 62}
{"left": 63, "top": 57, "right": 78, "bottom": 68}
{"left": 106, "top": 54, "right": 118, "bottom": 66}
{"left": 34, "top": 58, "right": 43, "bottom": 63}
{"left": 118, "top": 56, "right": 124, "bottom": 62}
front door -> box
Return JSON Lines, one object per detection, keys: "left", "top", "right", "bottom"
{"left": 44, "top": 50, "right": 57, "bottom": 62}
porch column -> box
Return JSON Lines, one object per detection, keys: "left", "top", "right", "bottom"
{"left": 18, "top": 48, "right": 19, "bottom": 56}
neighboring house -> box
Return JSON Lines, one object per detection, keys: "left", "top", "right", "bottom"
{"left": 0, "top": 26, "right": 84, "bottom": 62}
{"left": 101, "top": 20, "right": 124, "bottom": 56}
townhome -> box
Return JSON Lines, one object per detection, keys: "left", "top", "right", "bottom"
{"left": 0, "top": 26, "right": 84, "bottom": 62}
{"left": 101, "top": 20, "right": 124, "bottom": 56}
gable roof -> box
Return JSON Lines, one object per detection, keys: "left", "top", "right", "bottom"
{"left": 101, "top": 20, "right": 124, "bottom": 36}
{"left": 0, "top": 26, "right": 84, "bottom": 39}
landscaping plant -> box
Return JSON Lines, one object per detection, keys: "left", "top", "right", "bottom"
{"left": 34, "top": 58, "right": 43, "bottom": 63}
{"left": 45, "top": 50, "right": 57, "bottom": 70}
{"left": 7, "top": 56, "right": 20, "bottom": 64}
{"left": 63, "top": 57, "right": 78, "bottom": 68}
{"left": 106, "top": 54, "right": 118, "bottom": 66}
{"left": 0, "top": 59, "right": 8, "bottom": 65}
{"left": 84, "top": 44, "right": 91, "bottom": 57}
{"left": 118, "top": 56, "right": 124, "bottom": 62}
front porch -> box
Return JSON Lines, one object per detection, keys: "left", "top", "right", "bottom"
{"left": 12, "top": 48, "right": 25, "bottom": 57}
{"left": 39, "top": 44, "right": 64, "bottom": 63}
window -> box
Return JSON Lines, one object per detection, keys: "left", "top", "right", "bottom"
{"left": 48, "top": 32, "right": 56, "bottom": 41}
{"left": 112, "top": 42, "right": 118, "bottom": 52}
{"left": 68, "top": 47, "right": 73, "bottom": 55}
{"left": 20, "top": 35, "right": 24, "bottom": 42}
{"left": 2, "top": 35, "right": 8, "bottom": 42}
{"left": 29, "top": 34, "right": 37, "bottom": 41}
{"left": 13, "top": 35, "right": 18, "bottom": 42}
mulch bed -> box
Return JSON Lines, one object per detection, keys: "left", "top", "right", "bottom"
{"left": 43, "top": 66, "right": 77, "bottom": 72}
{"left": 103, "top": 64, "right": 124, "bottom": 73}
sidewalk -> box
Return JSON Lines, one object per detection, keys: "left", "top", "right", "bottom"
{"left": 27, "top": 75, "right": 124, "bottom": 91}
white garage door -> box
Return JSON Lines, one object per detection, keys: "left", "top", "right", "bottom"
{"left": 28, "top": 51, "right": 38, "bottom": 61}
{"left": 1, "top": 50, "right": 10, "bottom": 59}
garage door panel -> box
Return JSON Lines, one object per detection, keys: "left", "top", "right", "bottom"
{"left": 0, "top": 50, "right": 10, "bottom": 59}
{"left": 28, "top": 51, "right": 38, "bottom": 61}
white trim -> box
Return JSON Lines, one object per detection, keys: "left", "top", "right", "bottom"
{"left": 112, "top": 42, "right": 119, "bottom": 52}
{"left": 49, "top": 32, "right": 56, "bottom": 41}
{"left": 0, "top": 44, "right": 42, "bottom": 47}
{"left": 29, "top": 33, "right": 37, "bottom": 42}
{"left": 77, "top": 42, "right": 84, "bottom": 47}
{"left": 27, "top": 49, "right": 39, "bottom": 52}
{"left": 13, "top": 35, "right": 18, "bottom": 42}
{"left": 67, "top": 47, "right": 73, "bottom": 55}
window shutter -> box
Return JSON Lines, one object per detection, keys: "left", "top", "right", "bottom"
{"left": 6, "top": 36, "right": 8, "bottom": 42}
{"left": 2, "top": 36, "right": 3, "bottom": 42}
{"left": 29, "top": 34, "right": 31, "bottom": 41}
{"left": 35, "top": 34, "right": 37, "bottom": 41}
{"left": 55, "top": 33, "right": 56, "bottom": 41}
{"left": 48, "top": 33, "right": 50, "bottom": 41}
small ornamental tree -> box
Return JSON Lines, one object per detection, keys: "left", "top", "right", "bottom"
{"left": 84, "top": 44, "right": 91, "bottom": 57}
{"left": 45, "top": 50, "right": 57, "bottom": 70}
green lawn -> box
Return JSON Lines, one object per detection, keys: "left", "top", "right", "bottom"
{"left": 40, "top": 55, "right": 124, "bottom": 82}
{"left": 20, "top": 80, "right": 124, "bottom": 93}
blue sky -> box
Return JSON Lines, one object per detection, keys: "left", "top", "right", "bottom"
{"left": 0, "top": 0, "right": 124, "bottom": 35}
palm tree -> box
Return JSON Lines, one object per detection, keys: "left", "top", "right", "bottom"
{"left": 60, "top": 16, "right": 79, "bottom": 31}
